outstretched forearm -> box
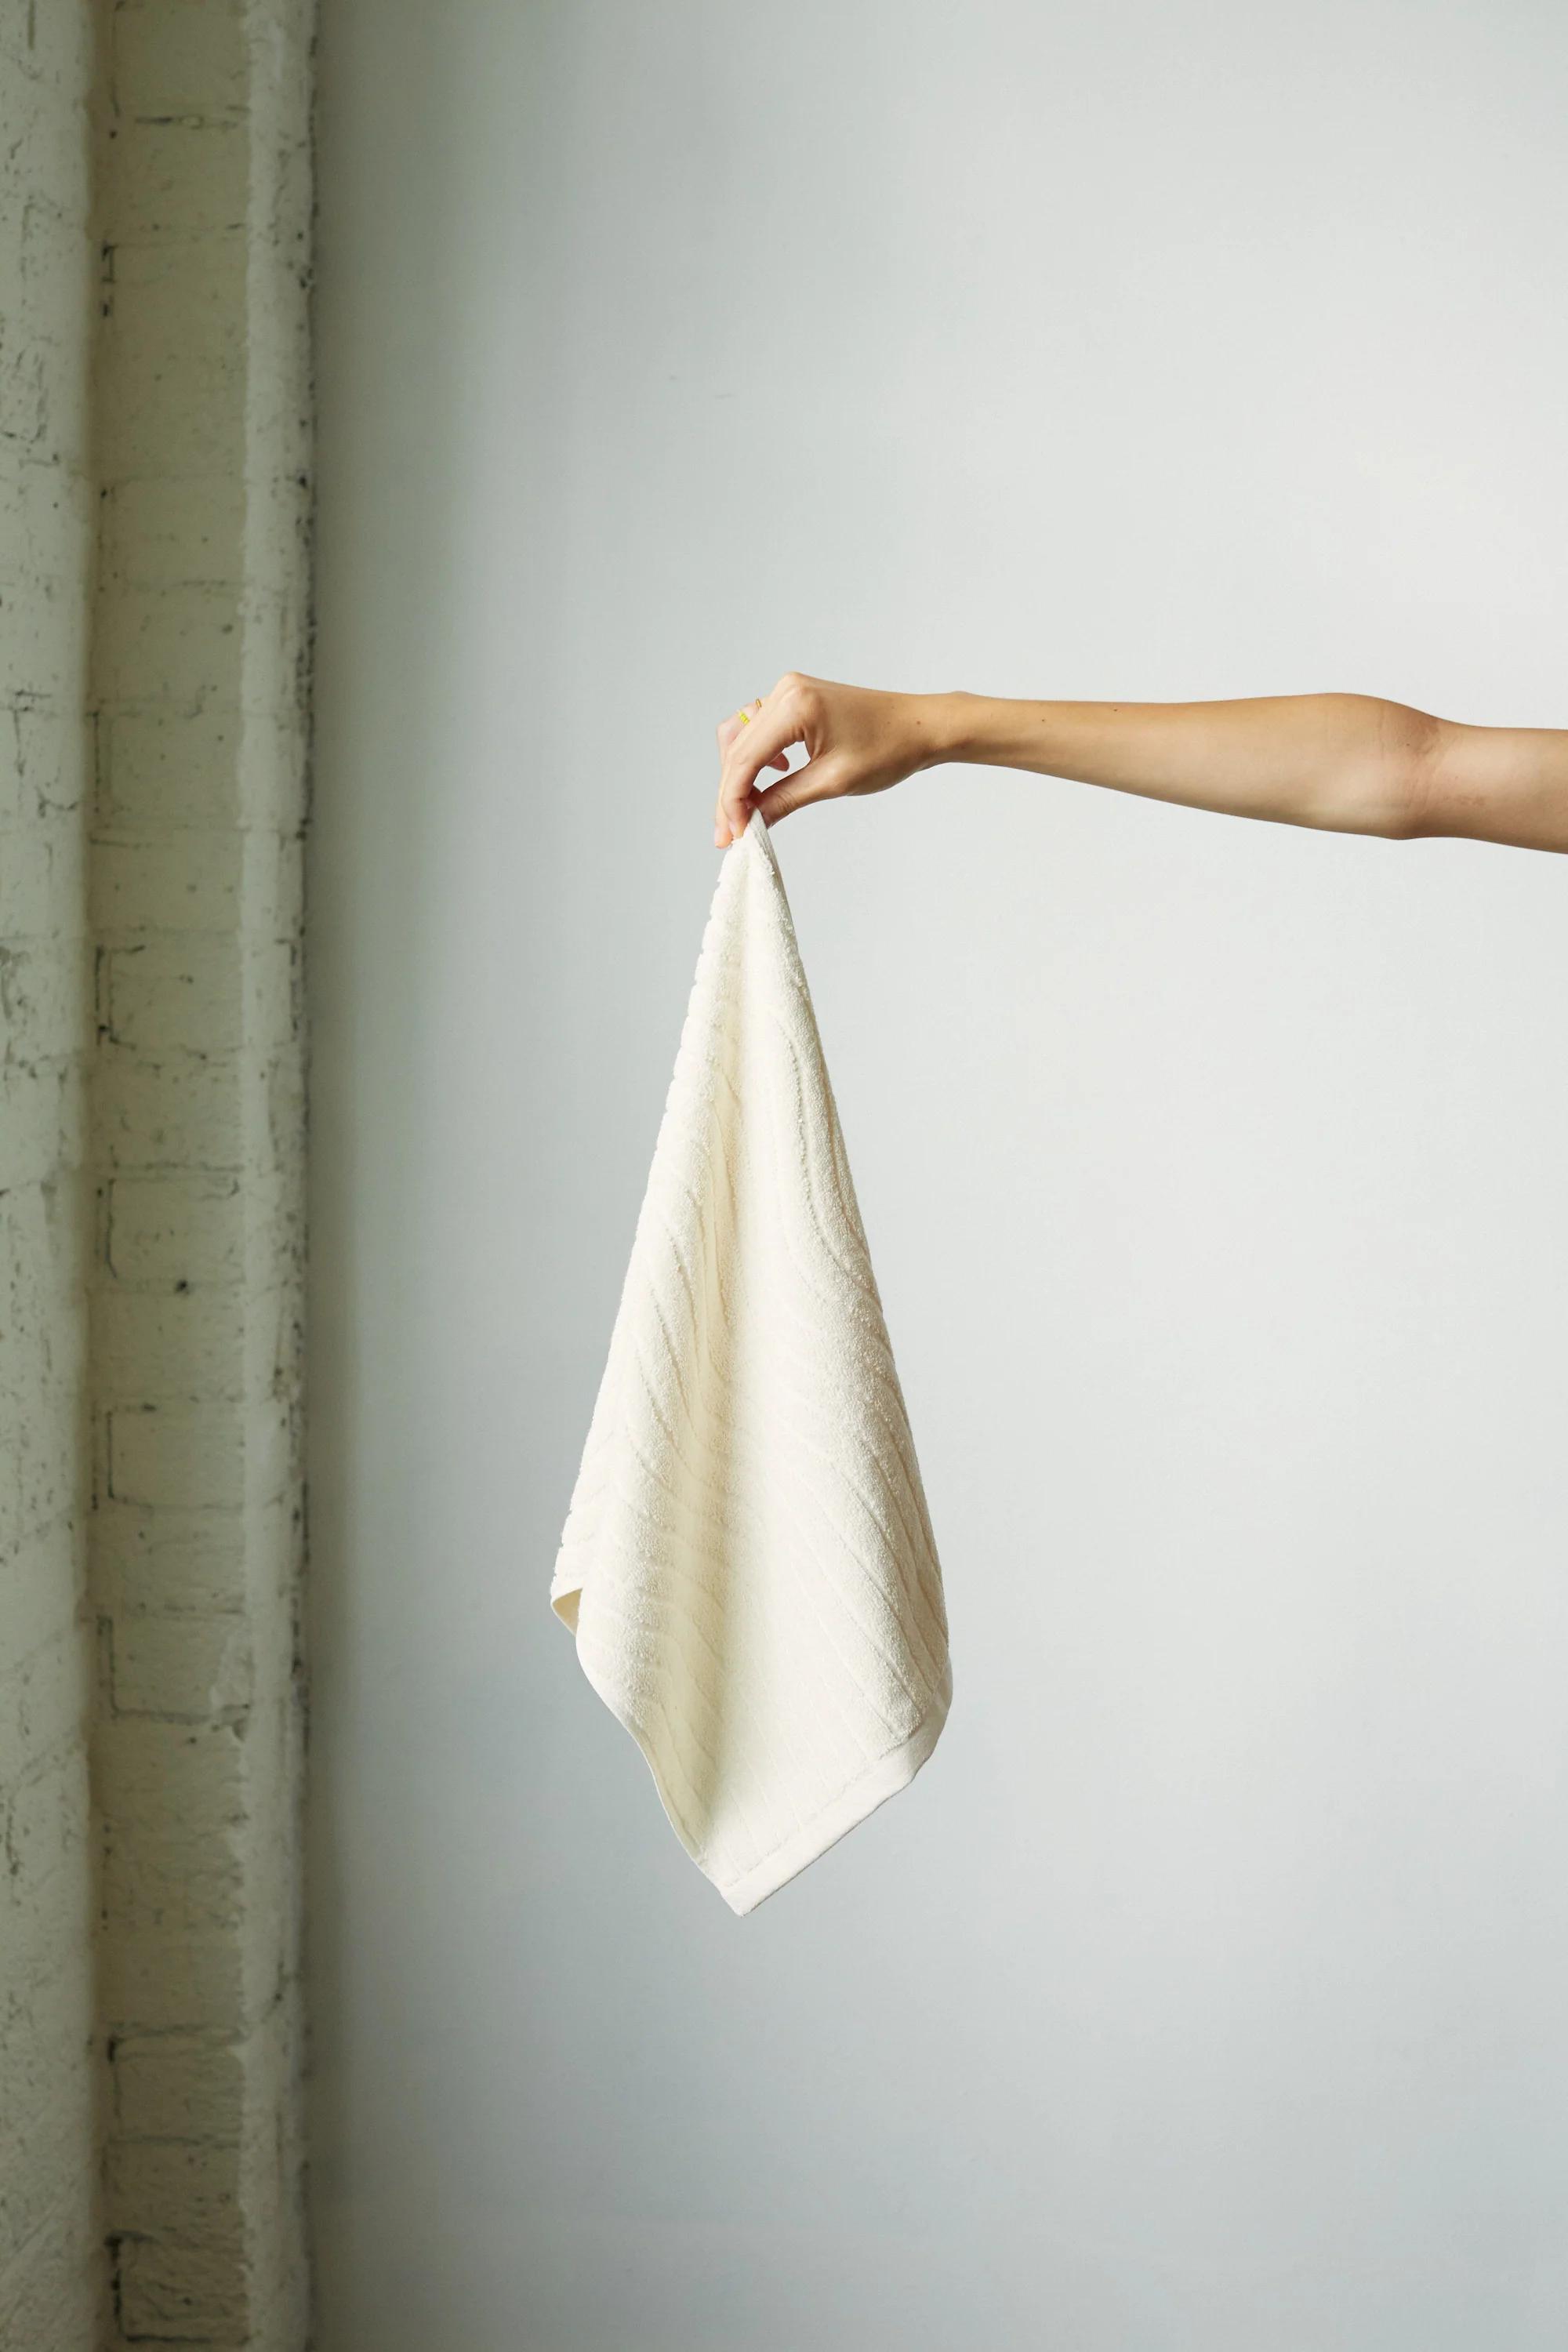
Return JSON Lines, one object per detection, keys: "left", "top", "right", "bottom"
{"left": 931, "top": 691, "right": 1432, "bottom": 839}
{"left": 714, "top": 675, "right": 1568, "bottom": 855}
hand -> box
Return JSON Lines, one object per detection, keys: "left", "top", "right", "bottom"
{"left": 713, "top": 673, "right": 951, "bottom": 847}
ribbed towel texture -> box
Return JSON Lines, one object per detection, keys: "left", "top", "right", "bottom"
{"left": 552, "top": 812, "right": 951, "bottom": 1914}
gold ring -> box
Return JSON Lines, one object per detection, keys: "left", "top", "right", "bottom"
{"left": 735, "top": 706, "right": 753, "bottom": 726}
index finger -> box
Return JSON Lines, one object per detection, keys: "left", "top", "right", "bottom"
{"left": 716, "top": 694, "right": 803, "bottom": 844}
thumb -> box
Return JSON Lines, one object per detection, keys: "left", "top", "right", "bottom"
{"left": 755, "top": 758, "right": 844, "bottom": 829}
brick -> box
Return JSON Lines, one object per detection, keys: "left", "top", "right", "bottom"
{"left": 19, "top": 194, "right": 94, "bottom": 364}
{"left": 97, "top": 1712, "right": 248, "bottom": 1838}
{"left": 114, "top": 2013, "right": 288, "bottom": 2145}
{"left": 0, "top": 829, "right": 56, "bottom": 932}
{"left": 0, "top": 1825, "right": 93, "bottom": 2004}
{"left": 93, "top": 1280, "right": 251, "bottom": 1401}
{"left": 106, "top": 1171, "right": 243, "bottom": 1284}
{"left": 238, "top": 306, "right": 311, "bottom": 481}
{"left": 107, "top": 1401, "right": 247, "bottom": 1509}
{"left": 116, "top": 2227, "right": 247, "bottom": 2342}
{"left": 2, "top": 1748, "right": 89, "bottom": 1905}
{"left": 38, "top": 1157, "right": 89, "bottom": 1294}
{"left": 98, "top": 707, "right": 243, "bottom": 831}
{"left": 110, "top": 1609, "right": 252, "bottom": 1718}
{"left": 0, "top": 1409, "right": 82, "bottom": 1549}
{"left": 95, "top": 825, "right": 300, "bottom": 946}
{"left": 93, "top": 1491, "right": 299, "bottom": 1618}
{"left": 0, "top": 2202, "right": 103, "bottom": 2352}
{"left": 10, "top": 703, "right": 91, "bottom": 818}
{"left": 0, "top": 2088, "right": 95, "bottom": 2275}
{"left": 92, "top": 828, "right": 245, "bottom": 935}
{"left": 100, "top": 1927, "right": 246, "bottom": 2038}
{"left": 102, "top": 1826, "right": 249, "bottom": 1940}
{"left": 93, "top": 1038, "right": 248, "bottom": 1167}
{"left": 0, "top": 1620, "right": 89, "bottom": 1784}
{"left": 245, "top": 1283, "right": 299, "bottom": 1403}
{"left": 0, "top": 935, "right": 89, "bottom": 1062}
{"left": 264, "top": 1042, "right": 306, "bottom": 1174}
{"left": 0, "top": 65, "right": 82, "bottom": 209}
{"left": 242, "top": 712, "right": 307, "bottom": 836}
{"left": 3, "top": 1178, "right": 89, "bottom": 1381}
{"left": 101, "top": 470, "right": 246, "bottom": 590}
{"left": 92, "top": 580, "right": 245, "bottom": 714}
{"left": 259, "top": 829, "right": 303, "bottom": 942}
{"left": 247, "top": 937, "right": 297, "bottom": 1054}
{"left": 0, "top": 1256, "right": 87, "bottom": 1399}
{"left": 0, "top": 338, "right": 49, "bottom": 448}
{"left": 103, "top": 115, "right": 249, "bottom": 243}
{"left": 30, "top": 1296, "right": 89, "bottom": 1402}
{"left": 102, "top": 1395, "right": 294, "bottom": 1516}
{"left": 0, "top": 0, "right": 93, "bottom": 95}
{"left": 104, "top": 2135, "right": 248, "bottom": 2277}
{"left": 238, "top": 585, "right": 308, "bottom": 720}
{"left": 0, "top": 567, "right": 89, "bottom": 702}
{"left": 99, "top": 932, "right": 299, "bottom": 1059}
{"left": 0, "top": 1951, "right": 94, "bottom": 2164}
{"left": 104, "top": 935, "right": 244, "bottom": 1052}
{"left": 92, "top": 1501, "right": 243, "bottom": 1615}
{"left": 0, "top": 1522, "right": 85, "bottom": 1682}
{"left": 96, "top": 235, "right": 249, "bottom": 480}
{"left": 243, "top": 475, "right": 313, "bottom": 604}
{"left": 98, "top": 936, "right": 300, "bottom": 1068}
{"left": 0, "top": 457, "right": 94, "bottom": 588}
{"left": 90, "top": 1275, "right": 296, "bottom": 1424}
{"left": 111, "top": 1, "right": 249, "bottom": 123}
{"left": 0, "top": 1060, "right": 85, "bottom": 1189}
{"left": 99, "top": 1813, "right": 292, "bottom": 2031}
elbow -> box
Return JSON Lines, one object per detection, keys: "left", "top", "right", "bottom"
{"left": 1367, "top": 702, "right": 1445, "bottom": 841}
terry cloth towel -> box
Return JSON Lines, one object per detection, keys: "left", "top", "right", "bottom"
{"left": 551, "top": 811, "right": 951, "bottom": 1915}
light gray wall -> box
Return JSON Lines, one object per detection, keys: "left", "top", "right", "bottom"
{"left": 309, "top": 5, "right": 1568, "bottom": 2347}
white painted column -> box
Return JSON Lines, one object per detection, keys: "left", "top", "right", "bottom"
{"left": 90, "top": 4, "right": 314, "bottom": 2343}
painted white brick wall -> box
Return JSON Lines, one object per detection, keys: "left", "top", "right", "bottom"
{"left": 90, "top": 5, "right": 314, "bottom": 2347}
{"left": 0, "top": 2, "right": 105, "bottom": 2345}
{"left": 0, "top": 7, "right": 313, "bottom": 2338}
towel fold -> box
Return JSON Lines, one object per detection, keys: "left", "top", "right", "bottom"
{"left": 552, "top": 811, "right": 951, "bottom": 1913}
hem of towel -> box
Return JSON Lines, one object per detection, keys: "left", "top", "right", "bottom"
{"left": 717, "top": 1688, "right": 952, "bottom": 1915}
{"left": 552, "top": 1581, "right": 951, "bottom": 1917}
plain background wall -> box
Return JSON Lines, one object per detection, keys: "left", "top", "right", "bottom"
{"left": 309, "top": 5, "right": 1568, "bottom": 2347}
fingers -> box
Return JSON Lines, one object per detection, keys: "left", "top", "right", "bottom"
{"left": 753, "top": 757, "right": 844, "bottom": 829}
{"left": 715, "top": 699, "right": 789, "bottom": 760}
{"left": 713, "top": 700, "right": 790, "bottom": 844}
{"left": 714, "top": 690, "right": 804, "bottom": 846}
{"left": 713, "top": 699, "right": 761, "bottom": 760}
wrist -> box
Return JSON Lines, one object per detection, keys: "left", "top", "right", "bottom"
{"left": 909, "top": 691, "right": 978, "bottom": 770}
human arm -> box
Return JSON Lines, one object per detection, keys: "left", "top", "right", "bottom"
{"left": 713, "top": 677, "right": 1568, "bottom": 855}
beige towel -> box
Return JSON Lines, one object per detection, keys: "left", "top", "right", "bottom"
{"left": 552, "top": 813, "right": 951, "bottom": 1913}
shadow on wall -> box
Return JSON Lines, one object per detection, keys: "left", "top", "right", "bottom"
{"left": 304, "top": 2, "right": 465, "bottom": 2343}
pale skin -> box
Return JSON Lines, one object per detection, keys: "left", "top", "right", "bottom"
{"left": 713, "top": 678, "right": 1568, "bottom": 856}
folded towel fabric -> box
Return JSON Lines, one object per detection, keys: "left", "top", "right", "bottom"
{"left": 552, "top": 811, "right": 951, "bottom": 1914}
